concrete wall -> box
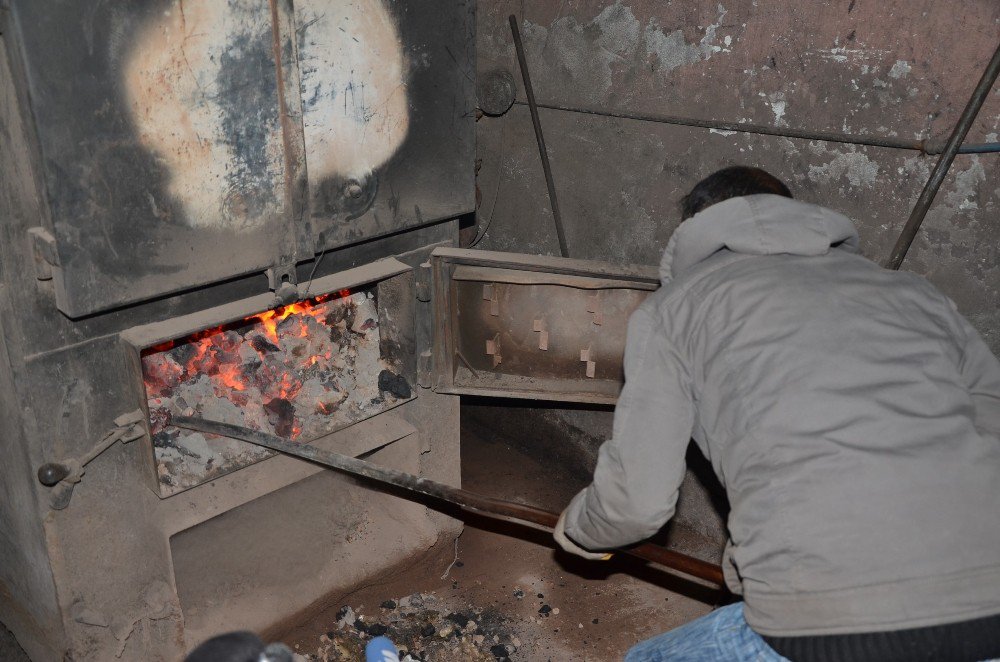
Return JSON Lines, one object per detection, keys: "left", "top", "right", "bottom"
{"left": 471, "top": 1, "right": 1000, "bottom": 540}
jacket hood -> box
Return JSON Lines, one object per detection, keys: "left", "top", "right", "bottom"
{"left": 660, "top": 194, "right": 860, "bottom": 282}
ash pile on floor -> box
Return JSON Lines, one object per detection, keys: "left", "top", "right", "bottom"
{"left": 303, "top": 593, "right": 522, "bottom": 661}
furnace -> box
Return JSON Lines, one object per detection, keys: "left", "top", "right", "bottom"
{"left": 0, "top": 0, "right": 474, "bottom": 658}
{"left": 126, "top": 269, "right": 417, "bottom": 496}
{"left": 0, "top": 1, "right": 658, "bottom": 656}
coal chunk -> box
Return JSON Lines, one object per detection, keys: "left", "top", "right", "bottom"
{"left": 490, "top": 643, "right": 510, "bottom": 659}
{"left": 380, "top": 600, "right": 397, "bottom": 610}
{"left": 367, "top": 623, "right": 388, "bottom": 637}
{"left": 446, "top": 612, "right": 469, "bottom": 628}
{"left": 538, "top": 604, "right": 552, "bottom": 616}
{"left": 378, "top": 370, "right": 412, "bottom": 399}
{"left": 170, "top": 342, "right": 198, "bottom": 365}
{"left": 264, "top": 398, "right": 295, "bottom": 437}
{"left": 251, "top": 335, "right": 280, "bottom": 353}
{"left": 420, "top": 624, "right": 436, "bottom": 637}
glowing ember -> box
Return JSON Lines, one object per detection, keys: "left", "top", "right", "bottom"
{"left": 142, "top": 288, "right": 412, "bottom": 495}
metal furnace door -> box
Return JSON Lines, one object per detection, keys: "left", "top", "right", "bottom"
{"left": 430, "top": 248, "right": 660, "bottom": 404}
{"left": 8, "top": 0, "right": 474, "bottom": 317}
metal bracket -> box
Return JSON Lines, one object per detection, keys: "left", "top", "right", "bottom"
{"left": 580, "top": 345, "right": 596, "bottom": 378}
{"left": 532, "top": 318, "right": 549, "bottom": 350}
{"left": 483, "top": 283, "right": 500, "bottom": 316}
{"left": 266, "top": 263, "right": 299, "bottom": 306}
{"left": 27, "top": 227, "right": 58, "bottom": 280}
{"left": 486, "top": 333, "right": 502, "bottom": 368}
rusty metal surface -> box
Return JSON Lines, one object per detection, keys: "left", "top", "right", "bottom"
{"left": 8, "top": 0, "right": 474, "bottom": 317}
{"left": 270, "top": 0, "right": 313, "bottom": 272}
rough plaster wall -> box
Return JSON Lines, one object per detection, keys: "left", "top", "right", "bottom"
{"left": 473, "top": 1, "right": 1000, "bottom": 540}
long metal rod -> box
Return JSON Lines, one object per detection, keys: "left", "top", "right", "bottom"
{"left": 173, "top": 416, "right": 726, "bottom": 587}
{"left": 512, "top": 100, "right": 1000, "bottom": 155}
{"left": 508, "top": 15, "right": 570, "bottom": 258}
{"left": 885, "top": 41, "right": 1000, "bottom": 270}
{"left": 960, "top": 142, "right": 1000, "bottom": 154}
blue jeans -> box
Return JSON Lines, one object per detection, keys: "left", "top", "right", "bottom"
{"left": 625, "top": 603, "right": 789, "bottom": 662}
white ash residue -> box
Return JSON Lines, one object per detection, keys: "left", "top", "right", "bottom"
{"left": 143, "top": 291, "right": 411, "bottom": 495}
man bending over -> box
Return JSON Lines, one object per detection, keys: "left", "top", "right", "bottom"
{"left": 555, "top": 166, "right": 1000, "bottom": 662}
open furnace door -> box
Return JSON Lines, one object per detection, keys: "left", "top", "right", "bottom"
{"left": 430, "top": 248, "right": 660, "bottom": 404}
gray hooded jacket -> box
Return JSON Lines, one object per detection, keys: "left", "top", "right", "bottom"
{"left": 563, "top": 194, "right": 1000, "bottom": 637}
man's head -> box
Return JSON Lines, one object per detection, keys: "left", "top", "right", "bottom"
{"left": 680, "top": 166, "right": 792, "bottom": 221}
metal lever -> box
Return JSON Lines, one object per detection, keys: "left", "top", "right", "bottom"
{"left": 37, "top": 410, "right": 147, "bottom": 510}
{"left": 37, "top": 462, "right": 71, "bottom": 487}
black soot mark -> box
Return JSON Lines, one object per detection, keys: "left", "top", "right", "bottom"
{"left": 215, "top": 7, "right": 281, "bottom": 221}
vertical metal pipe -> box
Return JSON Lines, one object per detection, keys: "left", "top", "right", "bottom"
{"left": 508, "top": 15, "right": 570, "bottom": 258}
{"left": 884, "top": 41, "right": 1000, "bottom": 270}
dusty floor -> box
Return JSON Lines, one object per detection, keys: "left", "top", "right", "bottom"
{"left": 276, "top": 424, "right": 726, "bottom": 660}
{"left": 0, "top": 422, "right": 724, "bottom": 661}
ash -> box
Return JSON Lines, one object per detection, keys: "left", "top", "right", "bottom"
{"left": 303, "top": 593, "right": 521, "bottom": 661}
{"left": 142, "top": 291, "right": 410, "bottom": 495}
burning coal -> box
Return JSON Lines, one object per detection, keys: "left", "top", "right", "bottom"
{"left": 142, "top": 289, "right": 411, "bottom": 495}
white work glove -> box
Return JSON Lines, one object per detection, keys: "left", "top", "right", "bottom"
{"left": 553, "top": 509, "right": 613, "bottom": 561}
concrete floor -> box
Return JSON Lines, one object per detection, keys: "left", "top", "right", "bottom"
{"left": 278, "top": 422, "right": 725, "bottom": 660}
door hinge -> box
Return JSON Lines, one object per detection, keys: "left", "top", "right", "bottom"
{"left": 266, "top": 262, "right": 299, "bottom": 306}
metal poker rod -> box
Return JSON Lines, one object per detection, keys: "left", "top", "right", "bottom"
{"left": 173, "top": 415, "right": 726, "bottom": 587}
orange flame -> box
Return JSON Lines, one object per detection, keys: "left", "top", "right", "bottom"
{"left": 252, "top": 291, "right": 337, "bottom": 344}
{"left": 216, "top": 363, "right": 246, "bottom": 391}
{"left": 142, "top": 289, "right": 353, "bottom": 440}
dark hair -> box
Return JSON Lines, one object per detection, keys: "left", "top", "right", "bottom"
{"left": 680, "top": 166, "right": 792, "bottom": 220}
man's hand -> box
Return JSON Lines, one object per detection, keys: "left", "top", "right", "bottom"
{"left": 553, "top": 510, "right": 613, "bottom": 561}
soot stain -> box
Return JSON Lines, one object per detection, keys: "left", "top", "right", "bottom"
{"left": 215, "top": 10, "right": 280, "bottom": 221}
{"left": 297, "top": 17, "right": 336, "bottom": 113}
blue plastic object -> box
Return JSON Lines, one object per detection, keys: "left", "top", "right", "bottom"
{"left": 365, "top": 636, "right": 400, "bottom": 662}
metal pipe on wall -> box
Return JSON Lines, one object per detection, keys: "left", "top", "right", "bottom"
{"left": 885, "top": 41, "right": 1000, "bottom": 270}
{"left": 511, "top": 100, "right": 1000, "bottom": 155}
{"left": 509, "top": 15, "right": 571, "bottom": 258}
